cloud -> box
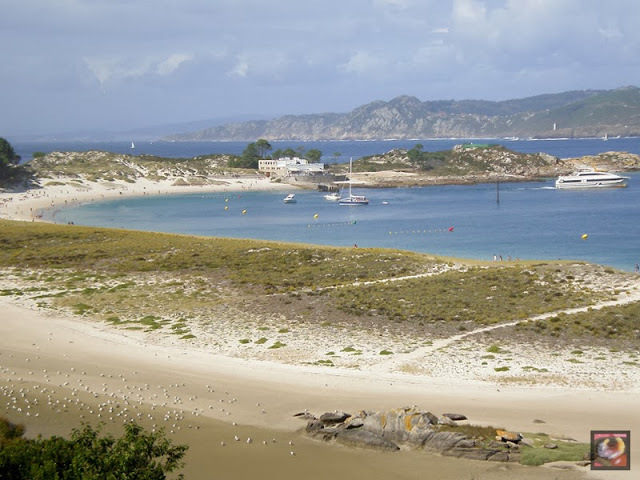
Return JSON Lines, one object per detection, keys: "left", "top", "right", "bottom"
{"left": 452, "top": 0, "right": 486, "bottom": 25}
{"left": 228, "top": 59, "right": 249, "bottom": 78}
{"left": 156, "top": 54, "right": 194, "bottom": 76}
{"left": 3, "top": 0, "right": 640, "bottom": 135}
{"left": 339, "top": 51, "right": 386, "bottom": 75}
{"left": 84, "top": 53, "right": 193, "bottom": 86}
{"left": 373, "top": 0, "right": 413, "bottom": 9}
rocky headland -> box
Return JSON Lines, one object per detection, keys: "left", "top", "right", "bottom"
{"left": 164, "top": 86, "right": 640, "bottom": 142}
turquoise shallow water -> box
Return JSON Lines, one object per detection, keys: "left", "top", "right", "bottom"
{"left": 57, "top": 173, "right": 640, "bottom": 272}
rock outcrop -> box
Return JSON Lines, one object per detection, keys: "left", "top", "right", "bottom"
{"left": 300, "top": 406, "right": 521, "bottom": 463}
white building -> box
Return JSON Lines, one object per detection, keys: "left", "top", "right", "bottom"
{"left": 258, "top": 157, "right": 324, "bottom": 177}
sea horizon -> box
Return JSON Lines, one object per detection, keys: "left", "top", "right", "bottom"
{"left": 13, "top": 135, "right": 640, "bottom": 163}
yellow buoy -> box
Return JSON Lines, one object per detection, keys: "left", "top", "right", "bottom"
{"left": 242, "top": 209, "right": 247, "bottom": 215}
{"left": 313, "top": 214, "right": 319, "bottom": 219}
{"left": 224, "top": 206, "right": 228, "bottom": 211}
{"left": 581, "top": 234, "right": 588, "bottom": 240}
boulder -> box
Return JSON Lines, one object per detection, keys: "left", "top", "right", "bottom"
{"left": 487, "top": 451, "right": 511, "bottom": 462}
{"left": 424, "top": 411, "right": 440, "bottom": 425}
{"left": 496, "top": 429, "right": 522, "bottom": 443}
{"left": 445, "top": 447, "right": 496, "bottom": 461}
{"left": 439, "top": 416, "right": 458, "bottom": 427}
{"left": 520, "top": 437, "right": 535, "bottom": 447}
{"left": 334, "top": 429, "right": 400, "bottom": 451}
{"left": 319, "top": 411, "right": 351, "bottom": 424}
{"left": 305, "top": 419, "right": 325, "bottom": 433}
{"left": 293, "top": 411, "right": 316, "bottom": 420}
{"left": 346, "top": 417, "right": 365, "bottom": 429}
{"left": 361, "top": 407, "right": 438, "bottom": 444}
{"left": 420, "top": 430, "right": 469, "bottom": 452}
{"left": 443, "top": 413, "right": 468, "bottom": 421}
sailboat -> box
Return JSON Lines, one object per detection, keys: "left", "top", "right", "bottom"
{"left": 130, "top": 141, "right": 135, "bottom": 149}
{"left": 339, "top": 158, "right": 368, "bottom": 206}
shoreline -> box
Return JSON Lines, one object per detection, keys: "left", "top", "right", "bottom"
{"left": 0, "top": 174, "right": 294, "bottom": 223}
{"left": 2, "top": 175, "right": 639, "bottom": 479}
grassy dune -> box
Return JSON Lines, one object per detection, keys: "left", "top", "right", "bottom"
{"left": 0, "top": 219, "right": 637, "bottom": 349}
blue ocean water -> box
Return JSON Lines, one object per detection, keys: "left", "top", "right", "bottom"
{"left": 56, "top": 173, "right": 640, "bottom": 272}
{"left": 13, "top": 136, "right": 640, "bottom": 163}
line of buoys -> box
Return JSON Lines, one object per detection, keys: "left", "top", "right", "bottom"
{"left": 389, "top": 227, "right": 454, "bottom": 235}
{"left": 307, "top": 220, "right": 357, "bottom": 228}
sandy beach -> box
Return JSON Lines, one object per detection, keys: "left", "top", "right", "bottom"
{"left": 0, "top": 173, "right": 292, "bottom": 222}
{"left": 1, "top": 177, "right": 639, "bottom": 479}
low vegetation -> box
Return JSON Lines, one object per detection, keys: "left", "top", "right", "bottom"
{"left": 0, "top": 219, "right": 637, "bottom": 350}
{"left": 516, "top": 302, "right": 640, "bottom": 347}
{"left": 27, "top": 150, "right": 237, "bottom": 183}
{"left": 437, "top": 423, "right": 590, "bottom": 466}
{"left": 325, "top": 265, "right": 609, "bottom": 326}
{"left": 0, "top": 416, "right": 187, "bottom": 479}
{"left": 353, "top": 144, "right": 558, "bottom": 178}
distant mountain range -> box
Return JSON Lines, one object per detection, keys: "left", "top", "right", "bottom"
{"left": 163, "top": 86, "right": 640, "bottom": 142}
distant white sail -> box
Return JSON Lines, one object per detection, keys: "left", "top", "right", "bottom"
{"left": 131, "top": 141, "right": 135, "bottom": 149}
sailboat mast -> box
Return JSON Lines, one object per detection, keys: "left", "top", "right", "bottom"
{"left": 349, "top": 158, "right": 353, "bottom": 197}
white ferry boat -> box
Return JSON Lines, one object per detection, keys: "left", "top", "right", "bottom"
{"left": 555, "top": 169, "right": 629, "bottom": 189}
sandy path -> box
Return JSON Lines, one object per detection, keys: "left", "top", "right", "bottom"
{"left": 397, "top": 281, "right": 640, "bottom": 364}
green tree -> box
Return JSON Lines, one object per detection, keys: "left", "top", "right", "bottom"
{"left": 0, "top": 137, "right": 21, "bottom": 181}
{"left": 0, "top": 417, "right": 188, "bottom": 480}
{"left": 255, "top": 139, "right": 272, "bottom": 158}
{"left": 282, "top": 148, "right": 298, "bottom": 158}
{"left": 407, "top": 143, "right": 424, "bottom": 167}
{"left": 228, "top": 142, "right": 260, "bottom": 168}
{"left": 305, "top": 149, "right": 322, "bottom": 163}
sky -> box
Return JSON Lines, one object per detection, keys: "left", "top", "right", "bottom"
{"left": 2, "top": 0, "right": 640, "bottom": 137}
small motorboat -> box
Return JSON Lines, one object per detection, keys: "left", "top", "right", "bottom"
{"left": 283, "top": 193, "right": 297, "bottom": 203}
{"left": 324, "top": 192, "right": 341, "bottom": 201}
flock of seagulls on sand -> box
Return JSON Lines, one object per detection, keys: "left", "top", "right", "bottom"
{"left": 1, "top": 331, "right": 300, "bottom": 457}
